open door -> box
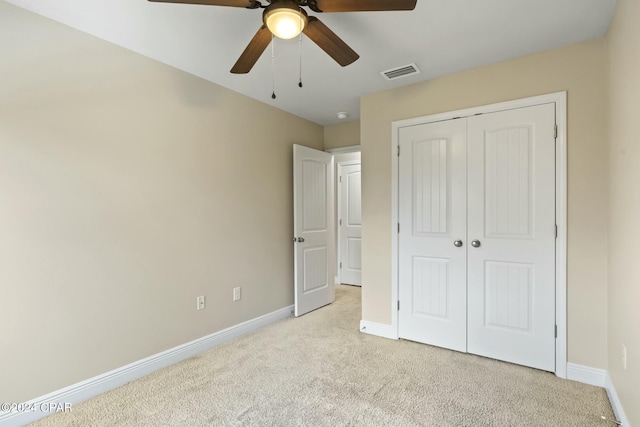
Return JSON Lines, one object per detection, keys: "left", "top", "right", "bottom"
{"left": 293, "top": 145, "right": 335, "bottom": 317}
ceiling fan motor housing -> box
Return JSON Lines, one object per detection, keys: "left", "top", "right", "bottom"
{"left": 263, "top": 0, "right": 309, "bottom": 39}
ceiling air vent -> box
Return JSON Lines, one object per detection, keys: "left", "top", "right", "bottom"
{"left": 380, "top": 63, "right": 420, "bottom": 81}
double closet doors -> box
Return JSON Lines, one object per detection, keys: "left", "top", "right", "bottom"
{"left": 398, "top": 104, "right": 557, "bottom": 372}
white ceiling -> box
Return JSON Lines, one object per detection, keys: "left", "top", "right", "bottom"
{"left": 5, "top": 0, "right": 616, "bottom": 125}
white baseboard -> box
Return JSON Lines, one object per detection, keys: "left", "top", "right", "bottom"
{"left": 567, "top": 363, "right": 631, "bottom": 427}
{"left": 359, "top": 320, "right": 397, "bottom": 339}
{"left": 605, "top": 372, "right": 631, "bottom": 427}
{"left": 567, "top": 362, "right": 607, "bottom": 387}
{"left": 0, "top": 305, "right": 293, "bottom": 427}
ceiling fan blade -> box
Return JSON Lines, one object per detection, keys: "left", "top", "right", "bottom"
{"left": 313, "top": 0, "right": 416, "bottom": 12}
{"left": 147, "top": 0, "right": 258, "bottom": 8}
{"left": 303, "top": 17, "right": 359, "bottom": 67}
{"left": 231, "top": 26, "right": 272, "bottom": 74}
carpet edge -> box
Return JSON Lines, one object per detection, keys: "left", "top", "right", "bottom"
{"left": 567, "top": 363, "right": 631, "bottom": 427}
{"left": 605, "top": 372, "right": 631, "bottom": 427}
{"left": 359, "top": 320, "right": 397, "bottom": 339}
{"left": 0, "top": 304, "right": 294, "bottom": 427}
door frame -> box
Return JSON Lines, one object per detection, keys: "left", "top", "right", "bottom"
{"left": 390, "top": 92, "right": 568, "bottom": 378}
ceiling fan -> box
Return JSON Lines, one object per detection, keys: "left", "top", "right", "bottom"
{"left": 148, "top": 0, "right": 417, "bottom": 74}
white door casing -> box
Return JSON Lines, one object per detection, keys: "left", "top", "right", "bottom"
{"left": 396, "top": 101, "right": 559, "bottom": 372}
{"left": 293, "top": 145, "right": 335, "bottom": 317}
{"left": 398, "top": 119, "right": 468, "bottom": 352}
{"left": 339, "top": 163, "right": 362, "bottom": 286}
{"left": 466, "top": 104, "right": 556, "bottom": 371}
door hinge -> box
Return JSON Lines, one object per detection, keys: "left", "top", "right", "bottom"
{"left": 555, "top": 224, "right": 558, "bottom": 238}
{"left": 397, "top": 223, "right": 400, "bottom": 233}
{"left": 340, "top": 262, "right": 342, "bottom": 269}
{"left": 397, "top": 301, "right": 400, "bottom": 311}
{"left": 397, "top": 146, "right": 400, "bottom": 156}
{"left": 555, "top": 325, "right": 558, "bottom": 338}
{"left": 339, "top": 176, "right": 342, "bottom": 183}
{"left": 340, "top": 219, "right": 342, "bottom": 226}
{"left": 554, "top": 124, "right": 558, "bottom": 139}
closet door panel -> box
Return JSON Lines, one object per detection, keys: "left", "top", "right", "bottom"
{"left": 467, "top": 104, "right": 556, "bottom": 372}
{"left": 398, "top": 119, "right": 467, "bottom": 352}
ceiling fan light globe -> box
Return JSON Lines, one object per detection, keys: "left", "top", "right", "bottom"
{"left": 264, "top": 7, "right": 307, "bottom": 40}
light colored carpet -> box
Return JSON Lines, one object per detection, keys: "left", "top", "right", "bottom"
{"left": 31, "top": 285, "right": 614, "bottom": 427}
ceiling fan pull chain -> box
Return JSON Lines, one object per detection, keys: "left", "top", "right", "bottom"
{"left": 271, "top": 34, "right": 277, "bottom": 99}
{"left": 298, "top": 31, "right": 303, "bottom": 88}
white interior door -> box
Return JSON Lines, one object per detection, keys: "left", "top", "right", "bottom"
{"left": 397, "top": 103, "right": 556, "bottom": 371}
{"left": 293, "top": 145, "right": 335, "bottom": 317}
{"left": 398, "top": 119, "right": 468, "bottom": 352}
{"left": 467, "top": 104, "right": 556, "bottom": 371}
{"left": 339, "top": 163, "right": 362, "bottom": 285}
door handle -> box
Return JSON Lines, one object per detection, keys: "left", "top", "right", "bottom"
{"left": 298, "top": 237, "right": 305, "bottom": 243}
{"left": 453, "top": 240, "right": 463, "bottom": 247}
{"left": 471, "top": 240, "right": 481, "bottom": 248}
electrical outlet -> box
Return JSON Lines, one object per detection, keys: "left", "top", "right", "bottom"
{"left": 197, "top": 296, "right": 205, "bottom": 311}
{"left": 233, "top": 287, "right": 241, "bottom": 301}
{"left": 622, "top": 343, "right": 627, "bottom": 370}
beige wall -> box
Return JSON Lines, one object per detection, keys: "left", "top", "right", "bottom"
{"left": 361, "top": 40, "right": 609, "bottom": 370}
{"left": 324, "top": 120, "right": 361, "bottom": 150}
{"left": 0, "top": 2, "right": 323, "bottom": 403}
{"left": 607, "top": 0, "right": 640, "bottom": 424}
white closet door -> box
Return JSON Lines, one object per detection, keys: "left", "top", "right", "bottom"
{"left": 466, "top": 104, "right": 556, "bottom": 371}
{"left": 398, "top": 119, "right": 468, "bottom": 352}
{"left": 339, "top": 164, "right": 362, "bottom": 285}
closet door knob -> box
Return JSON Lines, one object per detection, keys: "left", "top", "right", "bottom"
{"left": 453, "top": 240, "right": 463, "bottom": 247}
{"left": 471, "top": 240, "right": 481, "bottom": 248}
